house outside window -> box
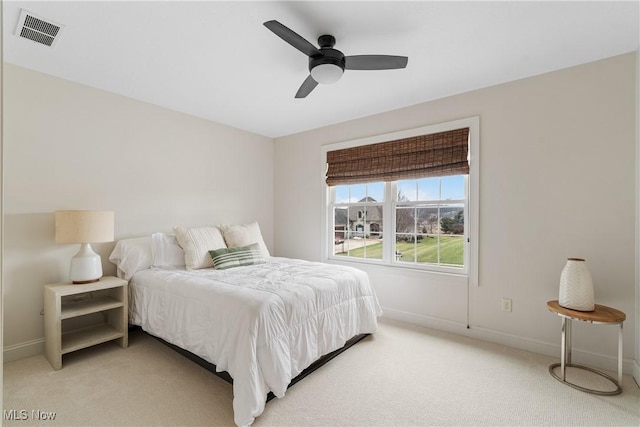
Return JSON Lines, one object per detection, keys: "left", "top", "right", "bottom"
{"left": 323, "top": 117, "right": 479, "bottom": 283}
{"left": 333, "top": 183, "right": 384, "bottom": 260}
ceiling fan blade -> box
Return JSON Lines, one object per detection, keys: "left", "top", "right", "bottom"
{"left": 264, "top": 20, "right": 321, "bottom": 57}
{"left": 295, "top": 75, "right": 318, "bottom": 98}
{"left": 344, "top": 55, "right": 408, "bottom": 70}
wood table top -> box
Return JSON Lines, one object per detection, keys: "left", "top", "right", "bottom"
{"left": 547, "top": 300, "right": 626, "bottom": 323}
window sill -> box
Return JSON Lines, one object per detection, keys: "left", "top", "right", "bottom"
{"left": 325, "top": 255, "right": 468, "bottom": 278}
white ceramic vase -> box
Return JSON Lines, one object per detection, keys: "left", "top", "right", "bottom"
{"left": 559, "top": 258, "right": 594, "bottom": 311}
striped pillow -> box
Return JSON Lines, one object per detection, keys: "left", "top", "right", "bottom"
{"left": 209, "top": 243, "right": 266, "bottom": 270}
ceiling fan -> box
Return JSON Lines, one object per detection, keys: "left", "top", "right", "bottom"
{"left": 263, "top": 20, "right": 408, "bottom": 98}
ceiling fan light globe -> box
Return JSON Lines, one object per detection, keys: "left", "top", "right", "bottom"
{"left": 310, "top": 63, "right": 343, "bottom": 84}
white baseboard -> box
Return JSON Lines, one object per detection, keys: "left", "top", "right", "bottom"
{"left": 4, "top": 310, "right": 638, "bottom": 379}
{"left": 3, "top": 338, "right": 44, "bottom": 363}
{"left": 381, "top": 307, "right": 635, "bottom": 376}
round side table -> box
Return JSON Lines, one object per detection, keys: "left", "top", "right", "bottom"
{"left": 546, "top": 300, "right": 625, "bottom": 396}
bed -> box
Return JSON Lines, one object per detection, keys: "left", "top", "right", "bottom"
{"left": 109, "top": 223, "right": 382, "bottom": 426}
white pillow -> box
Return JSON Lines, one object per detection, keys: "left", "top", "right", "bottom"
{"left": 173, "top": 226, "right": 226, "bottom": 270}
{"left": 108, "top": 236, "right": 153, "bottom": 280}
{"left": 218, "top": 221, "right": 270, "bottom": 259}
{"left": 151, "top": 233, "right": 185, "bottom": 269}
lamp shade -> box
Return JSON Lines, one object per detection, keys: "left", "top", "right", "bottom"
{"left": 55, "top": 210, "right": 114, "bottom": 284}
{"left": 55, "top": 210, "right": 114, "bottom": 244}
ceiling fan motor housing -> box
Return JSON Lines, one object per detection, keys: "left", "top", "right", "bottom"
{"left": 309, "top": 48, "right": 345, "bottom": 72}
{"left": 309, "top": 34, "right": 345, "bottom": 82}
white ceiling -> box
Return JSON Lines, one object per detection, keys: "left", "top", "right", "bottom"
{"left": 3, "top": 1, "right": 639, "bottom": 138}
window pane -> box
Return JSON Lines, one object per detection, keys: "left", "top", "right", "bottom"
{"left": 333, "top": 207, "right": 348, "bottom": 256}
{"left": 417, "top": 206, "right": 438, "bottom": 235}
{"left": 440, "top": 204, "right": 464, "bottom": 236}
{"left": 367, "top": 182, "right": 384, "bottom": 202}
{"left": 395, "top": 206, "right": 415, "bottom": 233}
{"left": 349, "top": 238, "right": 382, "bottom": 259}
{"left": 362, "top": 204, "right": 383, "bottom": 260}
{"left": 397, "top": 180, "right": 417, "bottom": 201}
{"left": 395, "top": 235, "right": 416, "bottom": 262}
{"left": 350, "top": 184, "right": 366, "bottom": 202}
{"left": 440, "top": 235, "right": 464, "bottom": 266}
{"left": 337, "top": 205, "right": 383, "bottom": 260}
{"left": 335, "top": 186, "right": 349, "bottom": 203}
{"left": 441, "top": 175, "right": 465, "bottom": 200}
{"left": 417, "top": 177, "right": 440, "bottom": 201}
{"left": 394, "top": 203, "right": 464, "bottom": 268}
{"left": 396, "top": 235, "right": 439, "bottom": 264}
{"left": 350, "top": 204, "right": 366, "bottom": 238}
{"left": 336, "top": 183, "right": 385, "bottom": 203}
{"left": 333, "top": 231, "right": 346, "bottom": 255}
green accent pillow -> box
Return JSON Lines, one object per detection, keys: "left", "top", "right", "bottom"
{"left": 208, "top": 243, "right": 266, "bottom": 270}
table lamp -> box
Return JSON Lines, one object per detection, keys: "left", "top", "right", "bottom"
{"left": 55, "top": 210, "right": 114, "bottom": 284}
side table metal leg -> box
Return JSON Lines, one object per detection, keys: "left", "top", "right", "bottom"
{"left": 618, "top": 322, "right": 623, "bottom": 386}
{"left": 561, "top": 317, "right": 567, "bottom": 381}
{"left": 566, "top": 318, "right": 572, "bottom": 364}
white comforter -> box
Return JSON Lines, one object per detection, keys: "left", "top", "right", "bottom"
{"left": 129, "top": 257, "right": 382, "bottom": 426}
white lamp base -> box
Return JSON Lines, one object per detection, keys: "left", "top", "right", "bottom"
{"left": 69, "top": 243, "right": 103, "bottom": 284}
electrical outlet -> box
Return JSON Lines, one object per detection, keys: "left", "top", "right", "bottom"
{"left": 501, "top": 298, "right": 512, "bottom": 312}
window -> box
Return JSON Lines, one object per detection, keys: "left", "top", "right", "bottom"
{"left": 333, "top": 183, "right": 385, "bottom": 260}
{"left": 323, "top": 117, "right": 478, "bottom": 281}
{"left": 395, "top": 176, "right": 466, "bottom": 268}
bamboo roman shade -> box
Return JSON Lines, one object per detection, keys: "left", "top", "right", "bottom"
{"left": 325, "top": 127, "right": 469, "bottom": 186}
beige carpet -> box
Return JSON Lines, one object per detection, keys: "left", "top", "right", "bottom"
{"left": 3, "top": 318, "right": 639, "bottom": 426}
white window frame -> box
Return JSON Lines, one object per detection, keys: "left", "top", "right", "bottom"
{"left": 321, "top": 116, "right": 479, "bottom": 286}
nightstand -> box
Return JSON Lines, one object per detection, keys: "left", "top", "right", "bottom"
{"left": 44, "top": 276, "right": 128, "bottom": 370}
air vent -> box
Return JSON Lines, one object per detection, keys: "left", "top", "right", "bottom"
{"left": 14, "top": 9, "right": 64, "bottom": 47}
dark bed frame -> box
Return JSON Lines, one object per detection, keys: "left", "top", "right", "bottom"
{"left": 140, "top": 326, "right": 370, "bottom": 402}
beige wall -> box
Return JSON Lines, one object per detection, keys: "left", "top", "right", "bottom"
{"left": 2, "top": 64, "right": 274, "bottom": 359}
{"left": 274, "top": 53, "right": 637, "bottom": 373}
{"left": 2, "top": 53, "right": 637, "bottom": 378}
